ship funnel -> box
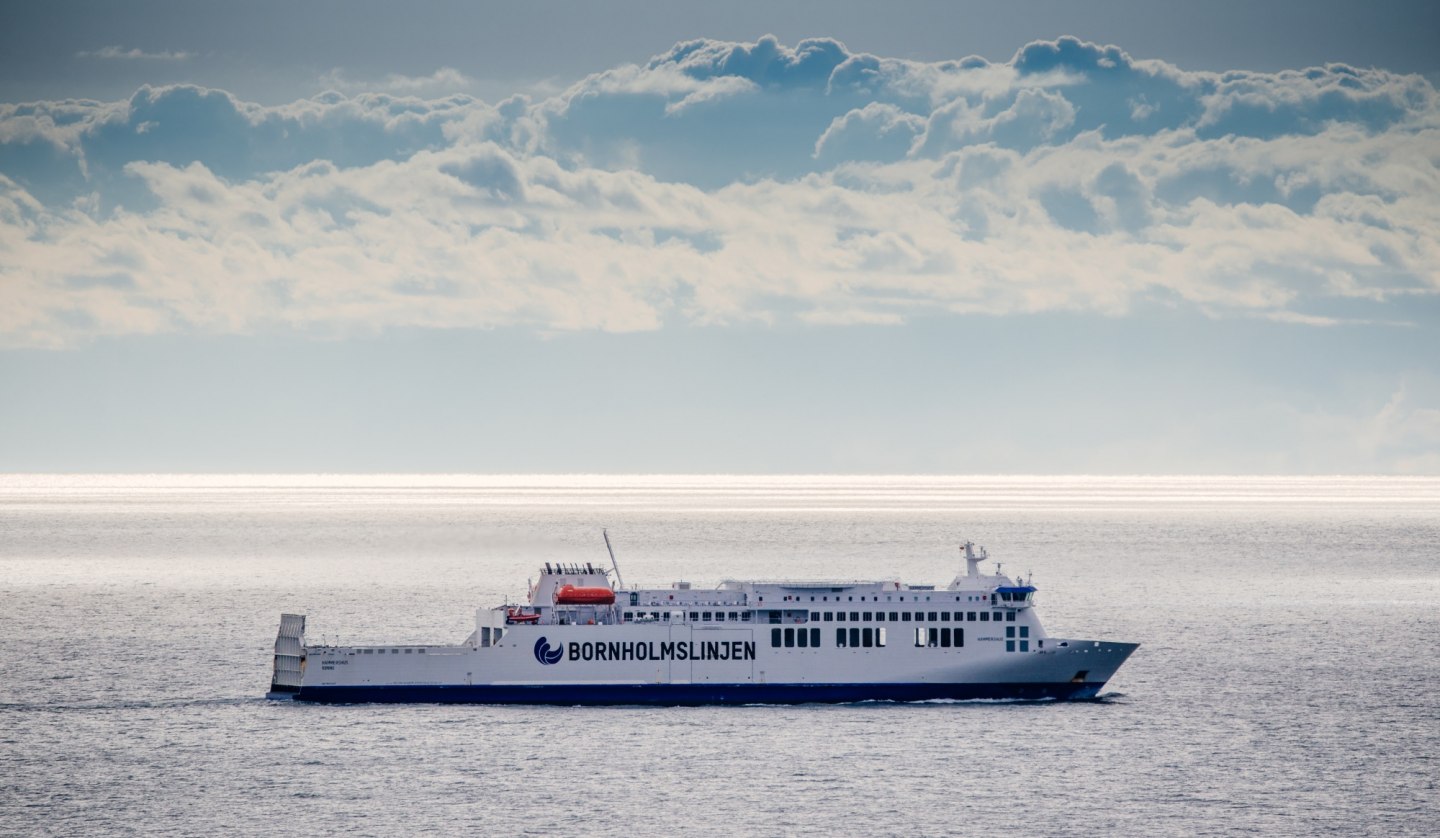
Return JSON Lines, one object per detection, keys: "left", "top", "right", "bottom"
{"left": 962, "top": 541, "right": 987, "bottom": 578}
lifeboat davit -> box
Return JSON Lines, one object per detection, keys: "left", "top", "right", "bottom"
{"left": 554, "top": 585, "right": 616, "bottom": 605}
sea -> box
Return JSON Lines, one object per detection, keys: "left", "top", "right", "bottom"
{"left": 2, "top": 475, "right": 1437, "bottom": 836}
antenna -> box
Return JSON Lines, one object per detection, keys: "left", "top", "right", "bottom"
{"left": 603, "top": 528, "right": 625, "bottom": 589}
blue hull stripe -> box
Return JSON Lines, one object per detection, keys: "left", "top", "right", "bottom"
{"left": 293, "top": 681, "right": 1107, "bottom": 705}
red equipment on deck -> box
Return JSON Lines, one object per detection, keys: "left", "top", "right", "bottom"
{"left": 554, "top": 585, "right": 616, "bottom": 605}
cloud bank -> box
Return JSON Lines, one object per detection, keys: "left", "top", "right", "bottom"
{"left": 2, "top": 36, "right": 1437, "bottom": 347}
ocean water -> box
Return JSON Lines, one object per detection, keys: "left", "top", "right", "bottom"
{"left": 2, "top": 475, "right": 1437, "bottom": 836}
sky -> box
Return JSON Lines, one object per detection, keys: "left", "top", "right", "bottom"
{"left": 1, "top": 1, "right": 1438, "bottom": 473}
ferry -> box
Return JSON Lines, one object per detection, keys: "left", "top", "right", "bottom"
{"left": 266, "top": 539, "right": 1137, "bottom": 704}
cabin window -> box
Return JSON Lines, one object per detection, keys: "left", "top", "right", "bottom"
{"left": 797, "top": 628, "right": 808, "bottom": 648}
{"left": 940, "top": 612, "right": 949, "bottom": 621}
{"left": 849, "top": 612, "right": 860, "bottom": 621}
{"left": 784, "top": 628, "right": 795, "bottom": 648}
{"left": 1019, "top": 641, "right": 1029, "bottom": 652}
{"left": 902, "top": 612, "right": 911, "bottom": 621}
{"left": 967, "top": 611, "right": 976, "bottom": 621}
{"left": 771, "top": 628, "right": 782, "bottom": 647}
{"left": 980, "top": 613, "right": 990, "bottom": 622}
{"left": 928, "top": 628, "right": 939, "bottom": 648}
{"left": 741, "top": 612, "right": 752, "bottom": 622}
{"left": 888, "top": 612, "right": 898, "bottom": 621}
{"left": 940, "top": 628, "right": 951, "bottom": 647}
{"left": 837, "top": 628, "right": 847, "bottom": 647}
{"left": 928, "top": 612, "right": 938, "bottom": 621}
{"left": 863, "top": 612, "right": 872, "bottom": 621}
{"left": 1020, "top": 626, "right": 1029, "bottom": 638}
{"left": 702, "top": 611, "right": 712, "bottom": 621}
{"left": 1006, "top": 640, "right": 1016, "bottom": 652}
{"left": 363, "top": 648, "right": 373, "bottom": 654}
{"left": 1007, "top": 612, "right": 1016, "bottom": 622}
{"left": 849, "top": 627, "right": 860, "bottom": 647}
{"left": 862, "top": 628, "right": 873, "bottom": 648}
{"left": 810, "top": 628, "right": 820, "bottom": 647}
{"left": 810, "top": 611, "right": 820, "bottom": 621}
{"left": 836, "top": 612, "right": 846, "bottom": 622}
{"left": 875, "top": 612, "right": 885, "bottom": 622}
{"left": 823, "top": 612, "right": 833, "bottom": 621}
{"left": 1007, "top": 626, "right": 1016, "bottom": 638}
{"left": 768, "top": 610, "right": 781, "bottom": 624}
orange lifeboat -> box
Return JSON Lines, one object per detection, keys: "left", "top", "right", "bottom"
{"left": 505, "top": 608, "right": 540, "bottom": 624}
{"left": 554, "top": 585, "right": 616, "bottom": 605}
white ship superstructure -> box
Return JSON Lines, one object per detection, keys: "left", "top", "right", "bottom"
{"left": 267, "top": 541, "right": 1137, "bottom": 704}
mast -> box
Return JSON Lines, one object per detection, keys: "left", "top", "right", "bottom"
{"left": 603, "top": 528, "right": 625, "bottom": 589}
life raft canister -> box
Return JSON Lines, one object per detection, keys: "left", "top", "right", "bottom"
{"left": 555, "top": 585, "right": 616, "bottom": 605}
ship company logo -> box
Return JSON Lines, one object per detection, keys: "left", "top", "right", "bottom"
{"left": 533, "top": 636, "right": 563, "bottom": 665}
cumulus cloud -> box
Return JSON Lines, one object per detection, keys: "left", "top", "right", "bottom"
{"left": 2, "top": 35, "right": 1438, "bottom": 347}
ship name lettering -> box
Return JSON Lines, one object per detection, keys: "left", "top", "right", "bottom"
{"left": 565, "top": 640, "right": 757, "bottom": 663}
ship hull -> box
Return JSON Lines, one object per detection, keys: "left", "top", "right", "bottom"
{"left": 290, "top": 679, "right": 1114, "bottom": 705}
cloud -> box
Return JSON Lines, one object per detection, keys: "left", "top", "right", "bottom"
{"left": 77, "top": 46, "right": 193, "bottom": 61}
{"left": 317, "top": 67, "right": 478, "bottom": 96}
{"left": 2, "top": 36, "right": 1438, "bottom": 348}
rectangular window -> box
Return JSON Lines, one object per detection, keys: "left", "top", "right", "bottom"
{"left": 863, "top": 612, "right": 873, "bottom": 621}
{"left": 914, "top": 627, "right": 926, "bottom": 647}
{"left": 888, "top": 612, "right": 898, "bottom": 621}
{"left": 850, "top": 612, "right": 860, "bottom": 621}
{"left": 940, "top": 628, "right": 951, "bottom": 647}
{"left": 940, "top": 612, "right": 950, "bottom": 621}
{"left": 702, "top": 611, "right": 712, "bottom": 621}
{"left": 967, "top": 611, "right": 976, "bottom": 621}
{"left": 741, "top": 612, "right": 752, "bottom": 622}
{"left": 768, "top": 610, "right": 781, "bottom": 624}
{"left": 837, "top": 628, "right": 847, "bottom": 647}
{"left": 810, "top": 611, "right": 820, "bottom": 621}
{"left": 902, "top": 612, "right": 912, "bottom": 621}
{"left": 797, "top": 628, "right": 809, "bottom": 648}
{"left": 771, "top": 628, "right": 782, "bottom": 647}
{"left": 1019, "top": 640, "right": 1029, "bottom": 652}
{"left": 928, "top": 611, "right": 938, "bottom": 621}
{"left": 1007, "top": 611, "right": 1016, "bottom": 622}
{"left": 811, "top": 628, "right": 820, "bottom": 647}
{"left": 849, "top": 627, "right": 860, "bottom": 647}
{"left": 927, "top": 627, "right": 939, "bottom": 648}
{"left": 875, "top": 612, "right": 885, "bottom": 622}
{"left": 980, "top": 612, "right": 990, "bottom": 622}
{"left": 836, "top": 612, "right": 846, "bottom": 622}
{"left": 824, "top": 612, "right": 833, "bottom": 621}
{"left": 954, "top": 628, "right": 963, "bottom": 647}
{"left": 1006, "top": 640, "right": 1016, "bottom": 652}
{"left": 862, "top": 628, "right": 874, "bottom": 648}
{"left": 1006, "top": 626, "right": 1016, "bottom": 638}
{"left": 1020, "top": 626, "right": 1029, "bottom": 638}
{"left": 784, "top": 628, "right": 795, "bottom": 648}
